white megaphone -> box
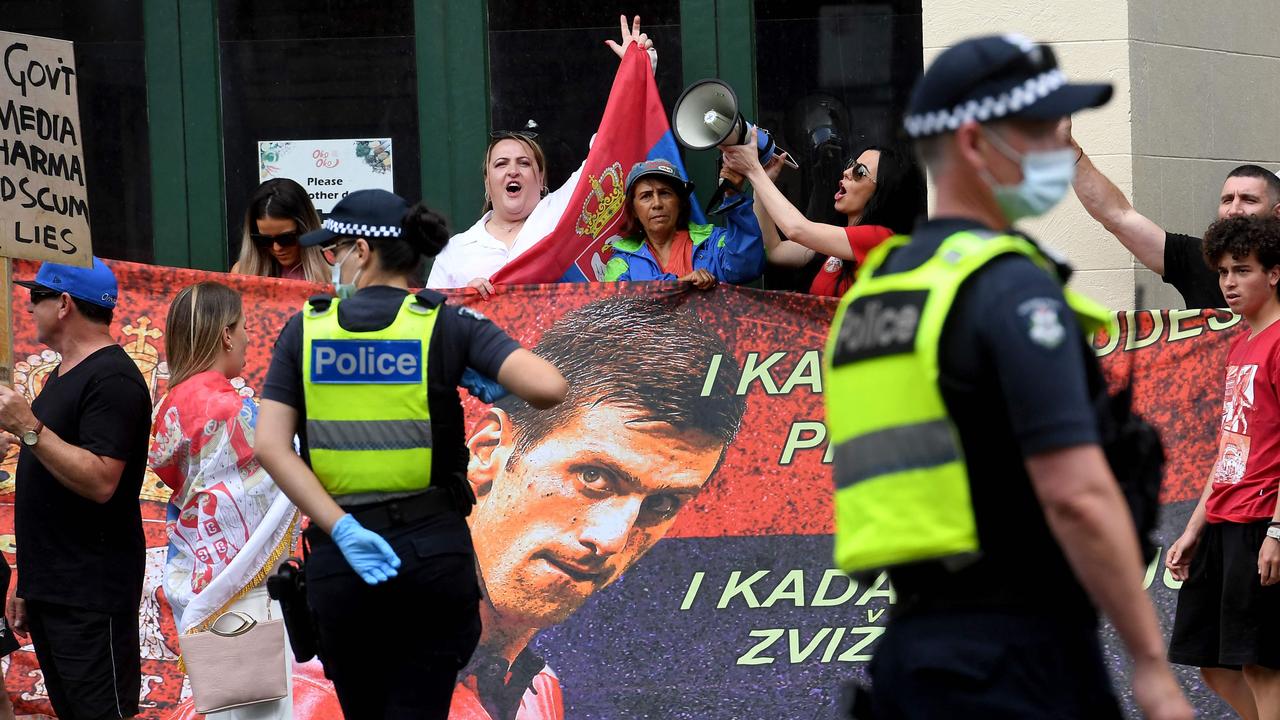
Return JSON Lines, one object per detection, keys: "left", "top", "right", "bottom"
{"left": 672, "top": 79, "right": 799, "bottom": 168}
{"left": 672, "top": 79, "right": 798, "bottom": 213}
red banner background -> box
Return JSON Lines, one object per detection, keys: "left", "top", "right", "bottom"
{"left": 0, "top": 260, "right": 1243, "bottom": 717}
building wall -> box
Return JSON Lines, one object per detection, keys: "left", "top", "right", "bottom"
{"left": 1127, "top": 1, "right": 1280, "bottom": 308}
{"left": 921, "top": 0, "right": 1279, "bottom": 310}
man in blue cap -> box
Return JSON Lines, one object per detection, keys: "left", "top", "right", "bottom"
{"left": 0, "top": 257, "right": 151, "bottom": 719}
{"left": 824, "top": 35, "right": 1192, "bottom": 719}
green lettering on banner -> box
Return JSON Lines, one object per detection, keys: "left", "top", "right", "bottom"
{"left": 811, "top": 570, "right": 857, "bottom": 607}
{"left": 1123, "top": 310, "right": 1164, "bottom": 351}
{"left": 778, "top": 350, "right": 823, "bottom": 394}
{"left": 1166, "top": 309, "right": 1205, "bottom": 342}
{"left": 780, "top": 420, "right": 828, "bottom": 464}
{"left": 762, "top": 569, "right": 806, "bottom": 608}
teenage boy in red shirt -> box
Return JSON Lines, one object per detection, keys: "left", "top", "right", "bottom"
{"left": 1167, "top": 215, "right": 1280, "bottom": 720}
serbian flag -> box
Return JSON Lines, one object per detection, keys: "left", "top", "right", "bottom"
{"left": 491, "top": 44, "right": 704, "bottom": 284}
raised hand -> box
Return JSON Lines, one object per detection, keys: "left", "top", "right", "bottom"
{"left": 605, "top": 14, "right": 657, "bottom": 72}
{"left": 721, "top": 127, "right": 765, "bottom": 177}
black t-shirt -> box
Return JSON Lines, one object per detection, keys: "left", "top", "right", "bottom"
{"left": 877, "top": 219, "right": 1102, "bottom": 621}
{"left": 15, "top": 344, "right": 152, "bottom": 613}
{"left": 262, "top": 285, "right": 521, "bottom": 487}
{"left": 1162, "top": 231, "right": 1224, "bottom": 309}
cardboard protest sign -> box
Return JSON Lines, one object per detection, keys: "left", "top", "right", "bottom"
{"left": 0, "top": 31, "right": 92, "bottom": 267}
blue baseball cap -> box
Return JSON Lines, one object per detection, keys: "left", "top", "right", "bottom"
{"left": 904, "top": 34, "right": 1112, "bottom": 139}
{"left": 300, "top": 189, "right": 410, "bottom": 247}
{"left": 16, "top": 257, "right": 119, "bottom": 308}
{"left": 625, "top": 159, "right": 693, "bottom": 197}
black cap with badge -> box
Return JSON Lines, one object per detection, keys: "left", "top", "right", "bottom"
{"left": 904, "top": 34, "right": 1113, "bottom": 139}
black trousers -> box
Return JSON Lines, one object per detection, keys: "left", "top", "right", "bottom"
{"left": 865, "top": 610, "right": 1123, "bottom": 720}
{"left": 306, "top": 510, "right": 482, "bottom": 719}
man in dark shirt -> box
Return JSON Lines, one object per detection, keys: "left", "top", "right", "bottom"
{"left": 1070, "top": 121, "right": 1280, "bottom": 309}
{"left": 0, "top": 258, "right": 152, "bottom": 720}
{"left": 842, "top": 34, "right": 1192, "bottom": 719}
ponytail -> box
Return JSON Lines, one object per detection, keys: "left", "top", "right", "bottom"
{"left": 364, "top": 202, "right": 452, "bottom": 275}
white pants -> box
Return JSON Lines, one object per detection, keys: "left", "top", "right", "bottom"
{"left": 205, "top": 586, "right": 293, "bottom": 720}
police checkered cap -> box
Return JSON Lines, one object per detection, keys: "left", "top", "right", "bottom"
{"left": 300, "top": 189, "right": 410, "bottom": 247}
{"left": 904, "top": 34, "right": 1112, "bottom": 139}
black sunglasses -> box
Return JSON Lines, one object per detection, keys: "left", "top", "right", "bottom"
{"left": 29, "top": 288, "right": 61, "bottom": 304}
{"left": 489, "top": 130, "right": 539, "bottom": 142}
{"left": 251, "top": 232, "right": 300, "bottom": 248}
{"left": 845, "top": 160, "right": 876, "bottom": 183}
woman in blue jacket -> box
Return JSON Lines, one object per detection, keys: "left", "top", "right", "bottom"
{"left": 602, "top": 159, "right": 764, "bottom": 287}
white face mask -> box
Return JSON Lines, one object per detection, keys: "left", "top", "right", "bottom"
{"left": 330, "top": 244, "right": 362, "bottom": 299}
{"left": 980, "top": 128, "right": 1077, "bottom": 223}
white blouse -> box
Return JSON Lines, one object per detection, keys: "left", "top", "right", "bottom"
{"left": 427, "top": 161, "right": 586, "bottom": 289}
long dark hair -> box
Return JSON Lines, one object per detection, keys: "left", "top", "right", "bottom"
{"left": 839, "top": 143, "right": 926, "bottom": 285}
{"left": 234, "top": 178, "right": 329, "bottom": 282}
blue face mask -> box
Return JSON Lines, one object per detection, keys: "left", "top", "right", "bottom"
{"left": 981, "top": 129, "right": 1077, "bottom": 223}
{"left": 330, "top": 244, "right": 362, "bottom": 299}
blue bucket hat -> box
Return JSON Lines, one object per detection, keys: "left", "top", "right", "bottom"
{"left": 16, "top": 257, "right": 119, "bottom": 308}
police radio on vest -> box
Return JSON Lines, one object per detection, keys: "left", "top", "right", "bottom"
{"left": 311, "top": 339, "right": 421, "bottom": 384}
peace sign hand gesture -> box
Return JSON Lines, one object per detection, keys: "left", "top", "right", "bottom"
{"left": 605, "top": 14, "right": 658, "bottom": 73}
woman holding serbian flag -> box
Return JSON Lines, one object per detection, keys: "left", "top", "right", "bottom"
{"left": 149, "top": 281, "right": 299, "bottom": 719}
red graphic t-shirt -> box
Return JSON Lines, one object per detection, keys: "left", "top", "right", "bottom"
{"left": 807, "top": 225, "right": 894, "bottom": 297}
{"left": 1207, "top": 320, "right": 1280, "bottom": 523}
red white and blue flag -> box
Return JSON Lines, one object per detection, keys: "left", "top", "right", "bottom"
{"left": 491, "top": 44, "right": 703, "bottom": 284}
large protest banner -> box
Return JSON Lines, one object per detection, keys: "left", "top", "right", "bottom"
{"left": 0, "top": 260, "right": 1242, "bottom": 717}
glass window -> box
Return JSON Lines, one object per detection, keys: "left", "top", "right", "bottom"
{"left": 486, "top": 1, "right": 683, "bottom": 194}
{"left": 4, "top": 1, "right": 154, "bottom": 263}
{"left": 755, "top": 1, "right": 923, "bottom": 291}
{"left": 218, "top": 0, "right": 420, "bottom": 265}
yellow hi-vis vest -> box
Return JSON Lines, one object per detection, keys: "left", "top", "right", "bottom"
{"left": 822, "top": 230, "right": 1111, "bottom": 576}
{"left": 301, "top": 295, "right": 439, "bottom": 497}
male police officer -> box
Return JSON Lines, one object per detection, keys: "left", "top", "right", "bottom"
{"left": 824, "top": 35, "right": 1193, "bottom": 719}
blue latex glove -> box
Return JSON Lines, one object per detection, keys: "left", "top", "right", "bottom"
{"left": 461, "top": 367, "right": 510, "bottom": 404}
{"left": 330, "top": 514, "right": 401, "bottom": 585}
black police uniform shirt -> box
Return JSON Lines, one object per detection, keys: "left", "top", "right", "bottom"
{"left": 15, "top": 345, "right": 152, "bottom": 614}
{"left": 1163, "top": 231, "right": 1225, "bottom": 309}
{"left": 262, "top": 285, "right": 521, "bottom": 488}
{"left": 877, "top": 219, "right": 1102, "bottom": 622}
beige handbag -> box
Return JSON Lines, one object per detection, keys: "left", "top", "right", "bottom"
{"left": 179, "top": 605, "right": 289, "bottom": 713}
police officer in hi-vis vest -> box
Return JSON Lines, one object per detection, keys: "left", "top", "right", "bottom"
{"left": 823, "top": 36, "right": 1192, "bottom": 720}
{"left": 255, "top": 189, "right": 567, "bottom": 718}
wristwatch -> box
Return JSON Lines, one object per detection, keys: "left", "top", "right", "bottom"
{"left": 20, "top": 421, "right": 42, "bottom": 448}
{"left": 1267, "top": 526, "right": 1280, "bottom": 542}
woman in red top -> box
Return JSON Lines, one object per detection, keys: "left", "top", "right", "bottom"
{"left": 722, "top": 130, "right": 925, "bottom": 297}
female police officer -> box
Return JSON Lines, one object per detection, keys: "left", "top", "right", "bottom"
{"left": 254, "top": 189, "right": 567, "bottom": 718}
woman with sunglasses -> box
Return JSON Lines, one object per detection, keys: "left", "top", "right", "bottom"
{"left": 722, "top": 129, "right": 926, "bottom": 297}
{"left": 427, "top": 15, "right": 657, "bottom": 296}
{"left": 231, "top": 178, "right": 331, "bottom": 284}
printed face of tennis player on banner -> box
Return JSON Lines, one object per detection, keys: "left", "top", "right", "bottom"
{"left": 466, "top": 296, "right": 745, "bottom": 627}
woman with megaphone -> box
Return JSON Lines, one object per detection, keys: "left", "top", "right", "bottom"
{"left": 721, "top": 128, "right": 926, "bottom": 297}
{"left": 427, "top": 15, "right": 658, "bottom": 296}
